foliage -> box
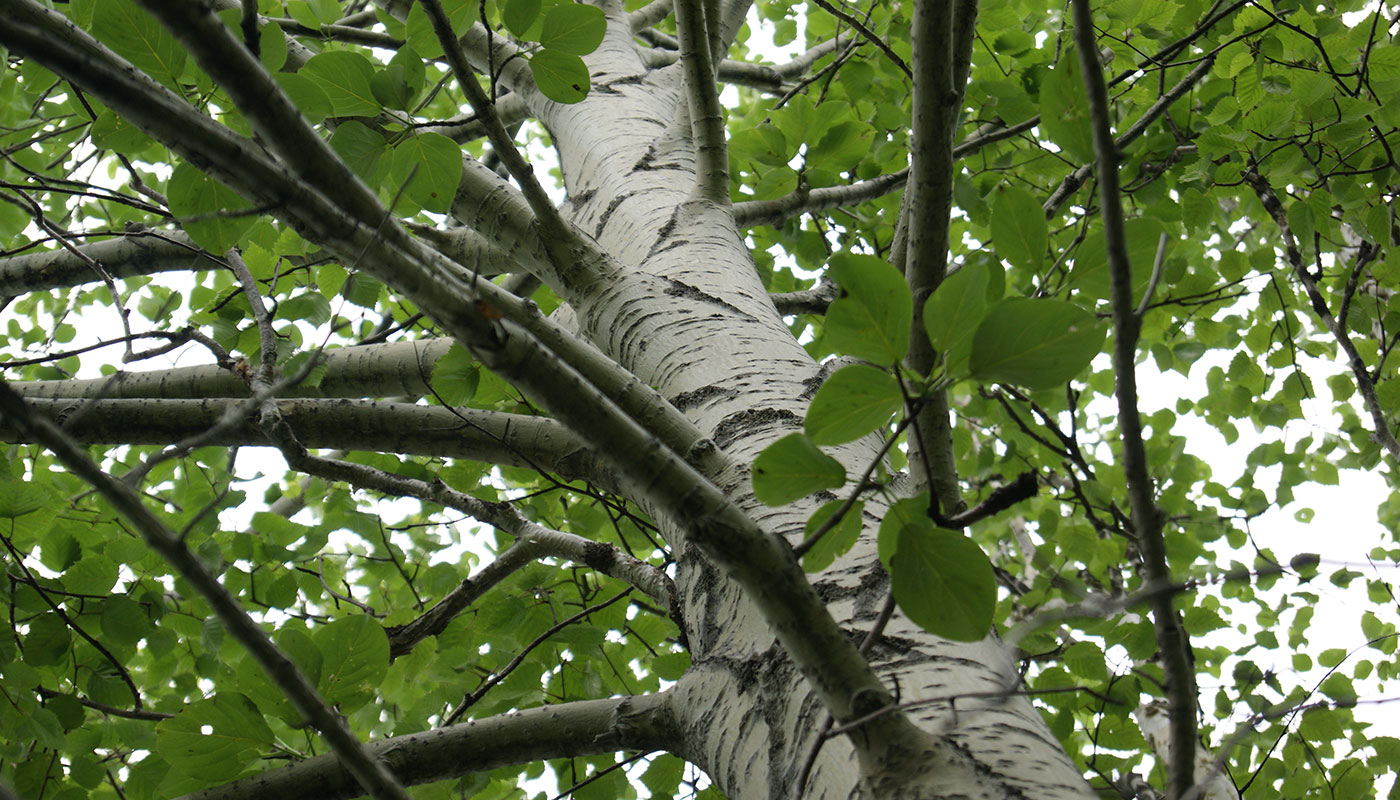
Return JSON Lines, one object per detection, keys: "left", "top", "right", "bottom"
{"left": 0, "top": 0, "right": 1399, "bottom": 798}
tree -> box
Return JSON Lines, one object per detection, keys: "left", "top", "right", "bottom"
{"left": 1, "top": 0, "right": 1398, "bottom": 797}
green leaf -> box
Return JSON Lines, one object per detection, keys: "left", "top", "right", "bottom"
{"left": 315, "top": 615, "right": 389, "bottom": 708}
{"left": 751, "top": 433, "right": 846, "bottom": 506}
{"left": 0, "top": 480, "right": 52, "bottom": 518}
{"left": 279, "top": 292, "right": 332, "bottom": 326}
{"left": 805, "top": 364, "right": 902, "bottom": 445}
{"left": 825, "top": 252, "right": 913, "bottom": 365}
{"left": 530, "top": 49, "right": 591, "bottom": 104}
{"left": 877, "top": 494, "right": 929, "bottom": 567}
{"left": 389, "top": 132, "right": 463, "bottom": 214}
{"left": 274, "top": 73, "right": 333, "bottom": 124}
{"left": 101, "top": 596, "right": 153, "bottom": 649}
{"left": 23, "top": 613, "right": 71, "bottom": 667}
{"left": 652, "top": 651, "right": 690, "bottom": 680}
{"left": 156, "top": 694, "right": 274, "bottom": 781}
{"left": 989, "top": 185, "right": 1048, "bottom": 270}
{"left": 970, "top": 298, "right": 1106, "bottom": 388}
{"left": 923, "top": 264, "right": 990, "bottom": 376}
{"left": 329, "top": 120, "right": 387, "bottom": 184}
{"left": 63, "top": 554, "right": 118, "bottom": 595}
{"left": 539, "top": 3, "right": 606, "bottom": 54}
{"left": 641, "top": 754, "right": 686, "bottom": 798}
{"left": 167, "top": 162, "right": 257, "bottom": 254}
{"left": 1039, "top": 58, "right": 1094, "bottom": 162}
{"left": 807, "top": 121, "right": 875, "bottom": 170}
{"left": 890, "top": 525, "right": 996, "bottom": 642}
{"left": 432, "top": 343, "right": 477, "bottom": 405}
{"left": 801, "top": 500, "right": 864, "bottom": 572}
{"left": 370, "top": 46, "right": 425, "bottom": 111}
{"left": 730, "top": 124, "right": 790, "bottom": 167}
{"left": 404, "top": 0, "right": 472, "bottom": 58}
{"left": 259, "top": 19, "right": 288, "bottom": 71}
{"left": 92, "top": 0, "right": 186, "bottom": 89}
{"left": 303, "top": 51, "right": 382, "bottom": 117}
{"left": 307, "top": 0, "right": 341, "bottom": 24}
{"left": 503, "top": 0, "right": 543, "bottom": 37}
{"left": 91, "top": 110, "right": 154, "bottom": 153}
{"left": 1070, "top": 217, "right": 1168, "bottom": 300}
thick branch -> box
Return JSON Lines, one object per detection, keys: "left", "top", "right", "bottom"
{"left": 0, "top": 231, "right": 222, "bottom": 295}
{"left": 771, "top": 278, "right": 838, "bottom": 316}
{"left": 1, "top": 398, "right": 610, "bottom": 486}
{"left": 1073, "top": 3, "right": 1196, "bottom": 796}
{"left": 902, "top": 0, "right": 973, "bottom": 514}
{"left": 12, "top": 339, "right": 454, "bottom": 400}
{"left": 175, "top": 693, "right": 676, "bottom": 800}
{"left": 629, "top": 0, "right": 673, "bottom": 30}
{"left": 675, "top": 0, "right": 731, "bottom": 203}
{"left": 0, "top": 0, "right": 718, "bottom": 491}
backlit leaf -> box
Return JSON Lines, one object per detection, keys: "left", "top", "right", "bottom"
{"left": 890, "top": 525, "right": 996, "bottom": 642}
{"left": 156, "top": 694, "right": 274, "bottom": 781}
{"left": 303, "top": 51, "right": 382, "bottom": 117}
{"left": 971, "top": 298, "right": 1106, "bottom": 388}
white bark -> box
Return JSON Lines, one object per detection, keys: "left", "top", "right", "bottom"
{"left": 525, "top": 41, "right": 1096, "bottom": 800}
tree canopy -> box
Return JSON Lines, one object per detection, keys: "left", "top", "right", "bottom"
{"left": 1, "top": 0, "right": 1399, "bottom": 798}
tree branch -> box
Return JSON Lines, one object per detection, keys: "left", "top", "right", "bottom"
{"left": 385, "top": 539, "right": 542, "bottom": 658}
{"left": 902, "top": 0, "right": 974, "bottom": 515}
{"left": 733, "top": 169, "right": 907, "bottom": 228}
{"left": 414, "top": 92, "right": 530, "bottom": 143}
{"left": 1073, "top": 3, "right": 1196, "bottom": 796}
{"left": 0, "top": 231, "right": 223, "bottom": 296}
{"left": 404, "top": 218, "right": 547, "bottom": 280}
{"left": 260, "top": 444, "right": 675, "bottom": 610}
{"left": 1, "top": 398, "right": 612, "bottom": 486}
{"left": 639, "top": 35, "right": 852, "bottom": 94}
{"left": 674, "top": 0, "right": 730, "bottom": 204}
{"left": 628, "top": 0, "right": 673, "bottom": 32}
{"left": 12, "top": 339, "right": 454, "bottom": 400}
{"left": 174, "top": 693, "right": 676, "bottom": 800}
{"left": 771, "top": 278, "right": 838, "bottom": 316}
{"left": 1, "top": 2, "right": 719, "bottom": 492}
{"left": 810, "top": 0, "right": 911, "bottom": 78}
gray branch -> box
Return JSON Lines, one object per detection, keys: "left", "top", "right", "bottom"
{"left": 174, "top": 693, "right": 676, "bottom": 800}
{"left": 0, "top": 231, "right": 223, "bottom": 296}
{"left": 1, "top": 398, "right": 611, "bottom": 486}
{"left": 12, "top": 339, "right": 455, "bottom": 401}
